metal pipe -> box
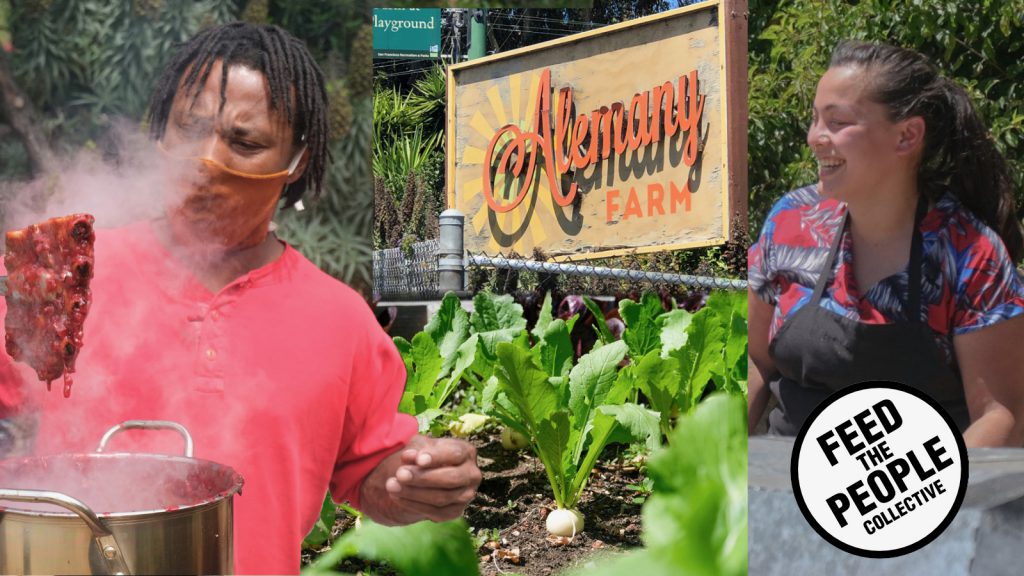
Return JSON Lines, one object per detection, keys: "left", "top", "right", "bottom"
{"left": 438, "top": 210, "right": 466, "bottom": 293}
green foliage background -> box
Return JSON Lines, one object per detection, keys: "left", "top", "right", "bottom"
{"left": 748, "top": 0, "right": 1024, "bottom": 241}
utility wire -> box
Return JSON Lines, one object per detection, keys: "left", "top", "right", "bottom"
{"left": 486, "top": 20, "right": 596, "bottom": 35}
{"left": 487, "top": 25, "right": 581, "bottom": 39}
{"left": 372, "top": 58, "right": 429, "bottom": 69}
{"left": 384, "top": 65, "right": 441, "bottom": 78}
{"left": 488, "top": 12, "right": 604, "bottom": 29}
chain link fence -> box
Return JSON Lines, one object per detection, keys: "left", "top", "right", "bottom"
{"left": 373, "top": 239, "right": 747, "bottom": 300}
{"left": 468, "top": 252, "right": 748, "bottom": 292}
{"left": 373, "top": 239, "right": 440, "bottom": 299}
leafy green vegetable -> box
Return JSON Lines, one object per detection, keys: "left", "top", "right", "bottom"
{"left": 471, "top": 291, "right": 526, "bottom": 336}
{"left": 396, "top": 332, "right": 444, "bottom": 415}
{"left": 448, "top": 413, "right": 489, "bottom": 437}
{"left": 658, "top": 308, "right": 693, "bottom": 356}
{"left": 488, "top": 339, "right": 657, "bottom": 512}
{"left": 565, "top": 394, "right": 748, "bottom": 576}
{"left": 617, "top": 290, "right": 747, "bottom": 443}
{"left": 424, "top": 292, "right": 471, "bottom": 376}
{"left": 645, "top": 394, "right": 747, "bottom": 573}
{"left": 672, "top": 303, "right": 727, "bottom": 412}
{"left": 303, "top": 519, "right": 480, "bottom": 576}
{"left": 619, "top": 292, "right": 667, "bottom": 358}
{"left": 393, "top": 293, "right": 478, "bottom": 430}
{"left": 703, "top": 291, "right": 748, "bottom": 394}
{"left": 532, "top": 290, "right": 556, "bottom": 340}
{"left": 633, "top": 351, "right": 683, "bottom": 440}
{"left": 463, "top": 292, "right": 528, "bottom": 391}
{"left": 537, "top": 317, "right": 575, "bottom": 379}
{"left": 582, "top": 296, "right": 616, "bottom": 344}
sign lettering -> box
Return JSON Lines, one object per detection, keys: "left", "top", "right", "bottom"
{"left": 482, "top": 68, "right": 705, "bottom": 214}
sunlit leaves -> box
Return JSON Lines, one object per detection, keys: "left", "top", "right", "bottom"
{"left": 749, "top": 0, "right": 1024, "bottom": 245}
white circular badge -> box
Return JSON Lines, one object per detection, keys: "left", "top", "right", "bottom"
{"left": 791, "top": 381, "right": 968, "bottom": 557}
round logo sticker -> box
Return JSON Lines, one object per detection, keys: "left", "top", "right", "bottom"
{"left": 791, "top": 381, "right": 968, "bottom": 557}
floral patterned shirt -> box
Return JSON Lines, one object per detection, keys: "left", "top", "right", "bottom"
{"left": 748, "top": 184, "right": 1024, "bottom": 368}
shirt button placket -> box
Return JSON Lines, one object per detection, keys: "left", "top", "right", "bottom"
{"left": 196, "top": 302, "right": 222, "bottom": 375}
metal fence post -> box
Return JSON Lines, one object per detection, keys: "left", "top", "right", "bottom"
{"left": 438, "top": 209, "right": 465, "bottom": 293}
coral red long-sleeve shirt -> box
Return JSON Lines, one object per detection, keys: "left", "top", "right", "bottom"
{"left": 0, "top": 220, "right": 418, "bottom": 574}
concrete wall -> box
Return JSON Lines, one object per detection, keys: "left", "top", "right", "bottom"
{"left": 749, "top": 436, "right": 1024, "bottom": 575}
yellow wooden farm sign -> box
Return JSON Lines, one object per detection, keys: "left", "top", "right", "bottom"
{"left": 447, "top": 1, "right": 747, "bottom": 260}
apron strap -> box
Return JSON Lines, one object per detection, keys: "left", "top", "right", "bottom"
{"left": 809, "top": 195, "right": 929, "bottom": 318}
{"left": 906, "top": 194, "right": 928, "bottom": 324}
{"left": 810, "top": 208, "right": 848, "bottom": 305}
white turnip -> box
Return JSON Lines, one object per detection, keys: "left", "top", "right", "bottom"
{"left": 545, "top": 507, "right": 584, "bottom": 537}
{"left": 500, "top": 426, "right": 529, "bottom": 450}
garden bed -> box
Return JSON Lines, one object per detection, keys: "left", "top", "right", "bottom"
{"left": 301, "top": 431, "right": 646, "bottom": 575}
{"left": 468, "top": 432, "right": 645, "bottom": 575}
{"left": 300, "top": 290, "right": 746, "bottom": 575}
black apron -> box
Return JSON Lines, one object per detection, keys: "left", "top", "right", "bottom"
{"left": 767, "top": 197, "right": 969, "bottom": 435}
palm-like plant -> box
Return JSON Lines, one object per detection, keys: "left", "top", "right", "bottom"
{"left": 373, "top": 86, "right": 409, "bottom": 146}
{"left": 373, "top": 124, "right": 442, "bottom": 201}
{"left": 10, "top": 0, "right": 234, "bottom": 148}
{"left": 372, "top": 64, "right": 447, "bottom": 247}
{"left": 404, "top": 64, "right": 446, "bottom": 136}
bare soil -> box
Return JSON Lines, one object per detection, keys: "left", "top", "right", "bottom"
{"left": 468, "top": 432, "right": 646, "bottom": 575}
{"left": 302, "top": 432, "right": 646, "bottom": 575}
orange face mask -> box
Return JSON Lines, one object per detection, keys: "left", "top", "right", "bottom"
{"left": 160, "top": 145, "right": 304, "bottom": 251}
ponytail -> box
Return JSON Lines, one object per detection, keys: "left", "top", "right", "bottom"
{"left": 830, "top": 41, "right": 1024, "bottom": 262}
{"left": 925, "top": 78, "right": 1023, "bottom": 262}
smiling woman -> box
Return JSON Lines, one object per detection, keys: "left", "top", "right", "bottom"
{"left": 747, "top": 40, "right": 1024, "bottom": 448}
{"left": 806, "top": 65, "right": 918, "bottom": 211}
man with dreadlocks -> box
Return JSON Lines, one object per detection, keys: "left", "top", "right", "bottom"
{"left": 0, "top": 22, "right": 480, "bottom": 574}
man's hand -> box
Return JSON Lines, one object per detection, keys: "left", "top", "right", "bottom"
{"left": 360, "top": 435, "right": 482, "bottom": 525}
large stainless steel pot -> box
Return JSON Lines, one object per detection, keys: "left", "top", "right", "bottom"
{"left": 0, "top": 420, "right": 243, "bottom": 575}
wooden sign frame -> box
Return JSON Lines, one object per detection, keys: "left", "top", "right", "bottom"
{"left": 446, "top": 0, "right": 748, "bottom": 261}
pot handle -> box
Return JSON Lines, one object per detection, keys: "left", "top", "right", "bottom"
{"left": 96, "top": 420, "right": 194, "bottom": 458}
{"left": 0, "top": 489, "right": 132, "bottom": 575}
